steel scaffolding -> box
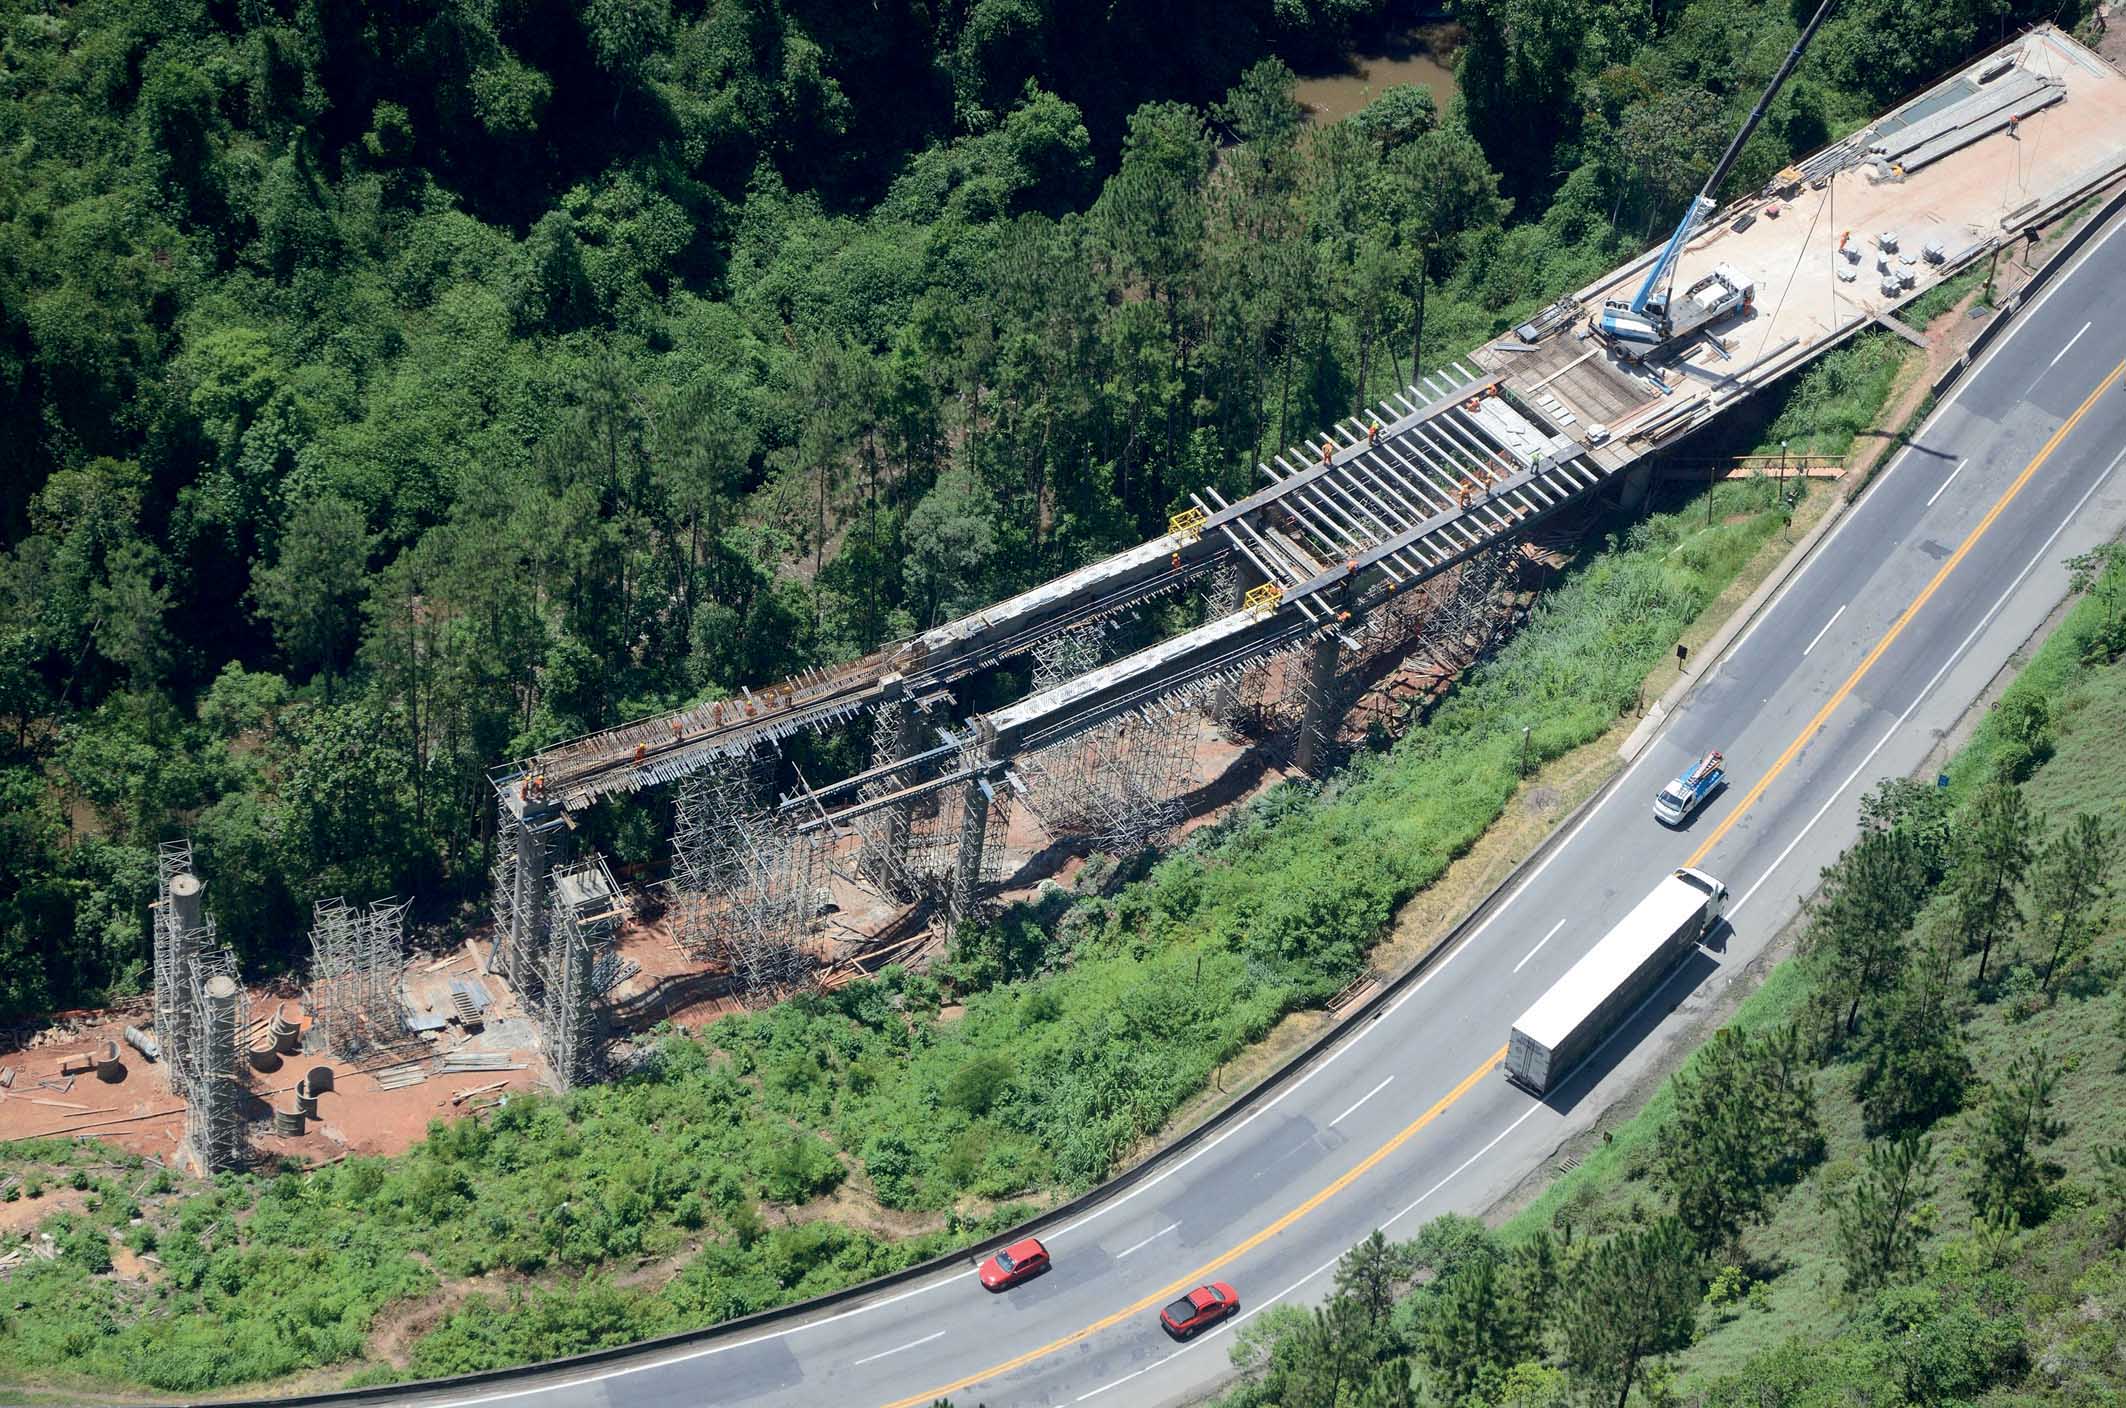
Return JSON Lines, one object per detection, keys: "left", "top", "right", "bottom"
{"left": 543, "top": 857, "right": 626, "bottom": 1090}
{"left": 151, "top": 841, "right": 248, "bottom": 1173}
{"left": 1022, "top": 702, "right": 1199, "bottom": 855}
{"left": 152, "top": 840, "right": 201, "bottom": 1091}
{"left": 853, "top": 699, "right": 931, "bottom": 902}
{"left": 491, "top": 793, "right": 556, "bottom": 1003}
{"left": 188, "top": 949, "right": 248, "bottom": 1173}
{"left": 308, "top": 895, "right": 409, "bottom": 1057}
{"left": 670, "top": 761, "right": 822, "bottom": 1003}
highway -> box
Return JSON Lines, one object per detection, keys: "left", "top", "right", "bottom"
{"left": 415, "top": 210, "right": 2126, "bottom": 1408}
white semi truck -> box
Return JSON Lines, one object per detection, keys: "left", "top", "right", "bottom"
{"left": 1505, "top": 867, "right": 1728, "bottom": 1096}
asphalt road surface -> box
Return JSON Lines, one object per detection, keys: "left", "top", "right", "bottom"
{"left": 420, "top": 211, "right": 2126, "bottom": 1408}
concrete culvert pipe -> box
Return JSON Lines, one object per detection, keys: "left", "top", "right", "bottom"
{"left": 247, "top": 1043, "right": 283, "bottom": 1074}
{"left": 94, "top": 1041, "right": 124, "bottom": 1083}
{"left": 271, "top": 1003, "right": 302, "bottom": 1055}
{"left": 305, "top": 1065, "right": 334, "bottom": 1095}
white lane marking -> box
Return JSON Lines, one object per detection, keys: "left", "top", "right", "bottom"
{"left": 1331, "top": 1076, "right": 1395, "bottom": 1127}
{"left": 851, "top": 1330, "right": 944, "bottom": 1367}
{"left": 432, "top": 220, "right": 2126, "bottom": 1408}
{"left": 1514, "top": 918, "right": 1568, "bottom": 974}
{"left": 1118, "top": 1101, "right": 1552, "bottom": 1408}
{"left": 1073, "top": 422, "right": 2124, "bottom": 1402}
{"left": 1730, "top": 438, "right": 2126, "bottom": 921}
{"left": 1047, "top": 214, "right": 2126, "bottom": 1255}
{"left": 1926, "top": 458, "right": 1968, "bottom": 508}
{"left": 1382, "top": 1104, "right": 1548, "bottom": 1234}
{"left": 1073, "top": 1324, "right": 1224, "bottom": 1404}
{"left": 1115, "top": 1221, "right": 1180, "bottom": 1259}
{"left": 1801, "top": 603, "right": 1846, "bottom": 657}
{"left": 2047, "top": 320, "right": 2091, "bottom": 369}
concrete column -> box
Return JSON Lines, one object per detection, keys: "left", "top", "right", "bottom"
{"left": 947, "top": 721, "right": 1000, "bottom": 933}
{"left": 1617, "top": 461, "right": 1654, "bottom": 514}
{"left": 193, "top": 973, "right": 242, "bottom": 1174}
{"left": 505, "top": 820, "right": 552, "bottom": 995}
{"left": 1293, "top": 630, "right": 1343, "bottom": 777}
{"left": 169, "top": 872, "right": 205, "bottom": 933}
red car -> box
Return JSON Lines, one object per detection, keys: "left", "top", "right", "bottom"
{"left": 977, "top": 1236, "right": 1051, "bottom": 1291}
{"left": 1160, "top": 1282, "right": 1239, "bottom": 1338}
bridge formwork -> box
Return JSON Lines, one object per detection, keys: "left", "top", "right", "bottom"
{"left": 484, "top": 25, "right": 2126, "bottom": 1089}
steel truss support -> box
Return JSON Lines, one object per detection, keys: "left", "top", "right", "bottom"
{"left": 309, "top": 896, "right": 409, "bottom": 1058}
{"left": 543, "top": 856, "right": 625, "bottom": 1090}
{"left": 670, "top": 754, "right": 822, "bottom": 1004}
{"left": 152, "top": 841, "right": 248, "bottom": 1173}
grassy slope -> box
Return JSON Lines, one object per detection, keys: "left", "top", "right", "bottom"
{"left": 1497, "top": 561, "right": 2126, "bottom": 1400}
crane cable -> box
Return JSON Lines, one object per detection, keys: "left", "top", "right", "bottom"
{"left": 1748, "top": 169, "right": 1836, "bottom": 372}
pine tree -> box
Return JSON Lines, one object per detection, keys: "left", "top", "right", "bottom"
{"left": 1969, "top": 1045, "right": 2068, "bottom": 1224}
{"left": 1659, "top": 1025, "right": 1822, "bottom": 1253}
{"left": 2029, "top": 811, "right": 2117, "bottom": 998}
{"left": 1858, "top": 915, "right": 1970, "bottom": 1134}
{"left": 1803, "top": 827, "right": 1930, "bottom": 1044}
{"left": 1830, "top": 1131, "right": 1938, "bottom": 1291}
{"left": 1945, "top": 781, "right": 2035, "bottom": 986}
{"left": 1334, "top": 1229, "right": 1412, "bottom": 1336}
{"left": 1562, "top": 1218, "right": 1699, "bottom": 1408}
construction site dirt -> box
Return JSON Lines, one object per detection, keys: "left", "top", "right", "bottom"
{"left": 0, "top": 540, "right": 1559, "bottom": 1170}
{"left": 0, "top": 961, "right": 541, "bottom": 1165}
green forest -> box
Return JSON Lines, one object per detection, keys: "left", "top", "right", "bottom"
{"left": 0, "top": 0, "right": 2112, "bottom": 1395}
{"left": 1208, "top": 547, "right": 2126, "bottom": 1408}
{"left": 0, "top": 0, "right": 2076, "bottom": 1015}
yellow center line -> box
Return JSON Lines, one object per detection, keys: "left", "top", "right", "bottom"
{"left": 1685, "top": 356, "right": 2126, "bottom": 871}
{"left": 879, "top": 1050, "right": 1505, "bottom": 1408}
{"left": 882, "top": 356, "right": 2125, "bottom": 1408}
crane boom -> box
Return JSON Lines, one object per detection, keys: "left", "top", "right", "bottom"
{"left": 1598, "top": 0, "right": 1840, "bottom": 351}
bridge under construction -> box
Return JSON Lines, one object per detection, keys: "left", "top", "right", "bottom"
{"left": 488, "top": 26, "right": 2126, "bottom": 1088}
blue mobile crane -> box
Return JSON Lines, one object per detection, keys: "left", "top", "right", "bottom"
{"left": 1593, "top": 0, "right": 1840, "bottom": 360}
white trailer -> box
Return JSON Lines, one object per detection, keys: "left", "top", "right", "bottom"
{"left": 1505, "top": 867, "right": 1727, "bottom": 1095}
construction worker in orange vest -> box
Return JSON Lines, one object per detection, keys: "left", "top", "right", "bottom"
{"left": 1367, "top": 421, "right": 1382, "bottom": 447}
{"left": 634, "top": 742, "right": 647, "bottom": 766}
{"left": 1321, "top": 440, "right": 1335, "bottom": 466}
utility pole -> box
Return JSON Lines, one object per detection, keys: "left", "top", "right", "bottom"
{"left": 1780, "top": 440, "right": 1790, "bottom": 541}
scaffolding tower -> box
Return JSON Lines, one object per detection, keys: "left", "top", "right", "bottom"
{"left": 543, "top": 856, "right": 626, "bottom": 1090}
{"left": 152, "top": 840, "right": 202, "bottom": 1091}
{"left": 491, "top": 792, "right": 564, "bottom": 1004}
{"left": 187, "top": 948, "right": 249, "bottom": 1173}
{"left": 151, "top": 841, "right": 249, "bottom": 1173}
{"left": 852, "top": 699, "right": 931, "bottom": 902}
{"left": 308, "top": 895, "right": 410, "bottom": 1057}
{"left": 1023, "top": 703, "right": 1200, "bottom": 855}
{"left": 670, "top": 762, "right": 822, "bottom": 1003}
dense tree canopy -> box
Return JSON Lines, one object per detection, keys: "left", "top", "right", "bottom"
{"left": 0, "top": 0, "right": 2076, "bottom": 1016}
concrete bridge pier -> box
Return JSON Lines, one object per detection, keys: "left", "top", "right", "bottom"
{"left": 947, "top": 720, "right": 1001, "bottom": 934}
{"left": 494, "top": 799, "right": 559, "bottom": 998}
{"left": 1293, "top": 629, "right": 1344, "bottom": 778}
{"left": 859, "top": 680, "right": 924, "bottom": 899}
